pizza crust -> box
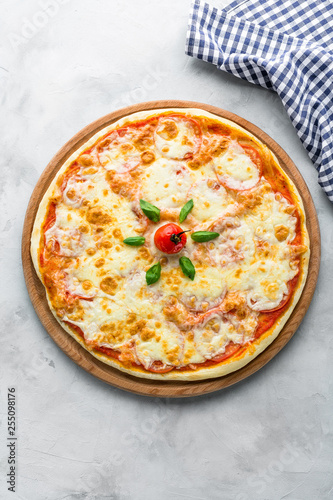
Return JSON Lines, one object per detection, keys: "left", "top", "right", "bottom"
{"left": 31, "top": 108, "right": 310, "bottom": 381}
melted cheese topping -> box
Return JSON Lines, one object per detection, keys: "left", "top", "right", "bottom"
{"left": 193, "top": 308, "right": 257, "bottom": 359}
{"left": 140, "top": 158, "right": 192, "bottom": 208}
{"left": 155, "top": 117, "right": 200, "bottom": 160}
{"left": 37, "top": 112, "right": 307, "bottom": 373}
{"left": 188, "top": 179, "right": 235, "bottom": 222}
{"left": 213, "top": 140, "right": 260, "bottom": 189}
{"left": 98, "top": 130, "right": 142, "bottom": 172}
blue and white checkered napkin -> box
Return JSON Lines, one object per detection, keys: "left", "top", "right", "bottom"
{"left": 186, "top": 0, "right": 333, "bottom": 201}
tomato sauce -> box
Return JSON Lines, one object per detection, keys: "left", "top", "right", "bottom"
{"left": 64, "top": 321, "right": 84, "bottom": 338}
{"left": 43, "top": 202, "right": 57, "bottom": 232}
{"left": 94, "top": 345, "right": 121, "bottom": 360}
{"left": 59, "top": 163, "right": 81, "bottom": 193}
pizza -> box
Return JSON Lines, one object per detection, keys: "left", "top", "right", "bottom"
{"left": 30, "top": 108, "right": 310, "bottom": 381}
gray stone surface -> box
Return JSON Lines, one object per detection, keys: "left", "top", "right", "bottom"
{"left": 0, "top": 1, "right": 332, "bottom": 499}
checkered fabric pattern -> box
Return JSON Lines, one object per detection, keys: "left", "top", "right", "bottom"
{"left": 186, "top": 0, "right": 333, "bottom": 201}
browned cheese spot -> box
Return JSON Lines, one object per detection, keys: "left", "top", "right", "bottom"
{"left": 138, "top": 246, "right": 153, "bottom": 263}
{"left": 100, "top": 322, "right": 126, "bottom": 343}
{"left": 130, "top": 319, "right": 146, "bottom": 335}
{"left": 158, "top": 120, "right": 178, "bottom": 140}
{"left": 78, "top": 154, "right": 94, "bottom": 166}
{"left": 98, "top": 240, "right": 112, "bottom": 249}
{"left": 100, "top": 276, "right": 119, "bottom": 295}
{"left": 141, "top": 151, "right": 155, "bottom": 164}
{"left": 66, "top": 304, "right": 85, "bottom": 322}
{"left": 187, "top": 331, "right": 194, "bottom": 342}
{"left": 134, "top": 128, "right": 155, "bottom": 151}
{"left": 98, "top": 137, "right": 112, "bottom": 151}
{"left": 284, "top": 205, "right": 295, "bottom": 215}
{"left": 105, "top": 170, "right": 136, "bottom": 198}
{"left": 234, "top": 269, "right": 242, "bottom": 278}
{"left": 274, "top": 225, "right": 289, "bottom": 241}
{"left": 126, "top": 313, "right": 137, "bottom": 324}
{"left": 66, "top": 189, "right": 76, "bottom": 200}
{"left": 120, "top": 143, "right": 133, "bottom": 152}
{"left": 222, "top": 292, "right": 248, "bottom": 320}
{"left": 112, "top": 228, "right": 123, "bottom": 240}
{"left": 187, "top": 159, "right": 202, "bottom": 170}
{"left": 86, "top": 207, "right": 112, "bottom": 225}
{"left": 95, "top": 258, "right": 105, "bottom": 268}
{"left": 165, "top": 344, "right": 180, "bottom": 364}
{"left": 210, "top": 137, "right": 230, "bottom": 157}
{"left": 82, "top": 280, "right": 92, "bottom": 290}
{"left": 82, "top": 167, "right": 98, "bottom": 175}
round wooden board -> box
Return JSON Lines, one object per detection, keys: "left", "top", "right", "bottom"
{"left": 22, "top": 100, "right": 320, "bottom": 398}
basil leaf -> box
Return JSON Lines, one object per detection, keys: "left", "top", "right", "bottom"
{"left": 146, "top": 262, "right": 161, "bottom": 285}
{"left": 123, "top": 236, "right": 145, "bottom": 246}
{"left": 179, "top": 256, "right": 195, "bottom": 281}
{"left": 179, "top": 199, "right": 194, "bottom": 223}
{"left": 139, "top": 199, "right": 160, "bottom": 222}
{"left": 191, "top": 231, "right": 219, "bottom": 242}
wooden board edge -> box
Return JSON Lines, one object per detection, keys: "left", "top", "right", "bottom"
{"left": 21, "top": 100, "right": 321, "bottom": 397}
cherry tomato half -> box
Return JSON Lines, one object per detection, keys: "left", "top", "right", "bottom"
{"left": 154, "top": 223, "right": 187, "bottom": 254}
